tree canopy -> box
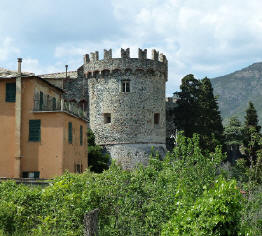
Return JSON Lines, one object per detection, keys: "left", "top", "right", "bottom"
{"left": 174, "top": 75, "right": 224, "bottom": 151}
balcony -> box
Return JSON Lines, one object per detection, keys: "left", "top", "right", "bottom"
{"left": 33, "top": 98, "right": 88, "bottom": 120}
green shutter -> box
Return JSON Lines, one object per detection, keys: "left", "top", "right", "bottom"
{"left": 39, "top": 92, "right": 43, "bottom": 111}
{"left": 52, "top": 97, "right": 56, "bottom": 110}
{"left": 80, "top": 125, "right": 83, "bottom": 146}
{"left": 6, "top": 83, "right": 16, "bottom": 102}
{"left": 29, "top": 120, "right": 41, "bottom": 142}
{"left": 68, "top": 122, "right": 72, "bottom": 144}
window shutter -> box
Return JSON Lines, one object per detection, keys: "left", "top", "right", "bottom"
{"left": 80, "top": 125, "right": 83, "bottom": 146}
{"left": 52, "top": 97, "right": 56, "bottom": 110}
{"left": 29, "top": 120, "right": 41, "bottom": 142}
{"left": 39, "top": 92, "right": 43, "bottom": 111}
{"left": 6, "top": 83, "right": 16, "bottom": 102}
{"left": 68, "top": 122, "right": 72, "bottom": 144}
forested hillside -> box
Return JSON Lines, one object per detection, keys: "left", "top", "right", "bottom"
{"left": 211, "top": 62, "right": 262, "bottom": 124}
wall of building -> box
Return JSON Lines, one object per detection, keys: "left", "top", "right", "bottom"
{"left": 20, "top": 79, "right": 87, "bottom": 178}
{"left": 0, "top": 79, "right": 16, "bottom": 177}
{"left": 62, "top": 114, "right": 88, "bottom": 173}
{"left": 85, "top": 49, "right": 167, "bottom": 168}
{"left": 88, "top": 71, "right": 166, "bottom": 145}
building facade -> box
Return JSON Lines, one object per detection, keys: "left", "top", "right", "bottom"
{"left": 41, "top": 48, "right": 168, "bottom": 169}
{"left": 0, "top": 61, "right": 88, "bottom": 178}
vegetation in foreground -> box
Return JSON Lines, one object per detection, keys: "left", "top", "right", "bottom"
{"left": 0, "top": 133, "right": 261, "bottom": 235}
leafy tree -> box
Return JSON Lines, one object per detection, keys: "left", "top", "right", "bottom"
{"left": 87, "top": 128, "right": 109, "bottom": 173}
{"left": 224, "top": 116, "right": 244, "bottom": 162}
{"left": 174, "top": 75, "right": 224, "bottom": 151}
{"left": 224, "top": 117, "right": 243, "bottom": 147}
{"left": 162, "top": 177, "right": 243, "bottom": 236}
{"left": 243, "top": 102, "right": 261, "bottom": 165}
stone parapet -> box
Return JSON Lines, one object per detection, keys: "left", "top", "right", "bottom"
{"left": 83, "top": 48, "right": 168, "bottom": 81}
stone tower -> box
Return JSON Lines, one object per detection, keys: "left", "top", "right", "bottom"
{"left": 83, "top": 48, "right": 168, "bottom": 168}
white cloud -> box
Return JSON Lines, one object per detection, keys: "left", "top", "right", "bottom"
{"left": 0, "top": 37, "right": 20, "bottom": 61}
{"left": 1, "top": 0, "right": 262, "bottom": 94}
{"left": 110, "top": 0, "right": 262, "bottom": 93}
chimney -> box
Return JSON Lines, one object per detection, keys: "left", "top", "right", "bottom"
{"left": 17, "top": 58, "right": 22, "bottom": 75}
{"left": 14, "top": 58, "right": 23, "bottom": 178}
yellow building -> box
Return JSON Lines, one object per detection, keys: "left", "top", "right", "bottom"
{"left": 0, "top": 59, "right": 88, "bottom": 179}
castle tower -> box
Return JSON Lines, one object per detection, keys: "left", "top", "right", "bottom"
{"left": 83, "top": 48, "right": 168, "bottom": 168}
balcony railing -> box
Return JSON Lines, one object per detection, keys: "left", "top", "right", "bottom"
{"left": 33, "top": 98, "right": 87, "bottom": 120}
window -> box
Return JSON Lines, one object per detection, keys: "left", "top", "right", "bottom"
{"left": 22, "top": 171, "right": 40, "bottom": 178}
{"left": 154, "top": 113, "right": 160, "bottom": 125}
{"left": 6, "top": 83, "right": 16, "bottom": 102}
{"left": 29, "top": 120, "right": 41, "bottom": 142}
{"left": 75, "top": 164, "right": 83, "bottom": 173}
{"left": 80, "top": 125, "right": 83, "bottom": 146}
{"left": 121, "top": 80, "right": 130, "bottom": 92}
{"left": 104, "top": 113, "right": 111, "bottom": 124}
{"left": 52, "top": 97, "right": 56, "bottom": 110}
{"left": 68, "top": 122, "right": 72, "bottom": 144}
{"left": 39, "top": 91, "right": 43, "bottom": 111}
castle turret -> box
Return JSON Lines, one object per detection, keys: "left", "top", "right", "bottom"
{"left": 84, "top": 48, "right": 168, "bottom": 168}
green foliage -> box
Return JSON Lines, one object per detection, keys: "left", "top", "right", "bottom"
{"left": 241, "top": 185, "right": 262, "bottom": 235}
{"left": 244, "top": 101, "right": 261, "bottom": 132}
{"left": 243, "top": 102, "right": 262, "bottom": 165}
{"left": 87, "top": 128, "right": 109, "bottom": 173}
{"left": 0, "top": 181, "right": 42, "bottom": 235}
{"left": 224, "top": 116, "right": 244, "bottom": 147}
{"left": 162, "top": 177, "right": 243, "bottom": 236}
{"left": 174, "top": 75, "right": 224, "bottom": 151}
{"left": 0, "top": 133, "right": 229, "bottom": 236}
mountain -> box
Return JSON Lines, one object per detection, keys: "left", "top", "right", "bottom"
{"left": 211, "top": 62, "right": 262, "bottom": 125}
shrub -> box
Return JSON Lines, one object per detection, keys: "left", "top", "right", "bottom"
{"left": 162, "top": 177, "right": 244, "bottom": 235}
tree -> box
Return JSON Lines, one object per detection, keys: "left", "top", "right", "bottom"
{"left": 224, "top": 117, "right": 243, "bottom": 147}
{"left": 244, "top": 101, "right": 261, "bottom": 132}
{"left": 174, "top": 74, "right": 202, "bottom": 137}
{"left": 174, "top": 75, "right": 224, "bottom": 151}
{"left": 87, "top": 128, "right": 109, "bottom": 173}
{"left": 224, "top": 116, "right": 244, "bottom": 162}
{"left": 198, "top": 77, "right": 224, "bottom": 150}
{"left": 243, "top": 102, "right": 261, "bottom": 165}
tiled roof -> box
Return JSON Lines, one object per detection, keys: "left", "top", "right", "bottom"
{"left": 39, "top": 71, "right": 77, "bottom": 79}
{"left": 0, "top": 67, "right": 34, "bottom": 78}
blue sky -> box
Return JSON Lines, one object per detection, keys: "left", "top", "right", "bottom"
{"left": 1, "top": 0, "right": 262, "bottom": 95}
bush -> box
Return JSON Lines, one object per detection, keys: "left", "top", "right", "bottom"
{"left": 0, "top": 134, "right": 246, "bottom": 236}
{"left": 162, "top": 177, "right": 244, "bottom": 235}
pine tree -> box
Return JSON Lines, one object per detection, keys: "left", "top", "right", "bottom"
{"left": 174, "top": 74, "right": 201, "bottom": 137}
{"left": 244, "top": 101, "right": 261, "bottom": 132}
{"left": 174, "top": 75, "right": 224, "bottom": 151}
{"left": 243, "top": 102, "right": 261, "bottom": 165}
{"left": 198, "top": 77, "right": 224, "bottom": 150}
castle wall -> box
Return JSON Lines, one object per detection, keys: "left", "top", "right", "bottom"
{"left": 85, "top": 48, "right": 167, "bottom": 168}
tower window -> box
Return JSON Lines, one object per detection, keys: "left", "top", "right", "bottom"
{"left": 121, "top": 80, "right": 130, "bottom": 92}
{"left": 104, "top": 113, "right": 111, "bottom": 124}
{"left": 154, "top": 113, "right": 160, "bottom": 125}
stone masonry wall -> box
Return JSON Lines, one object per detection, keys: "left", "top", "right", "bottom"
{"left": 40, "top": 48, "right": 169, "bottom": 168}
{"left": 85, "top": 48, "right": 168, "bottom": 167}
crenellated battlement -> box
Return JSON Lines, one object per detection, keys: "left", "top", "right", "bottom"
{"left": 83, "top": 48, "right": 167, "bottom": 64}
{"left": 82, "top": 48, "right": 168, "bottom": 81}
